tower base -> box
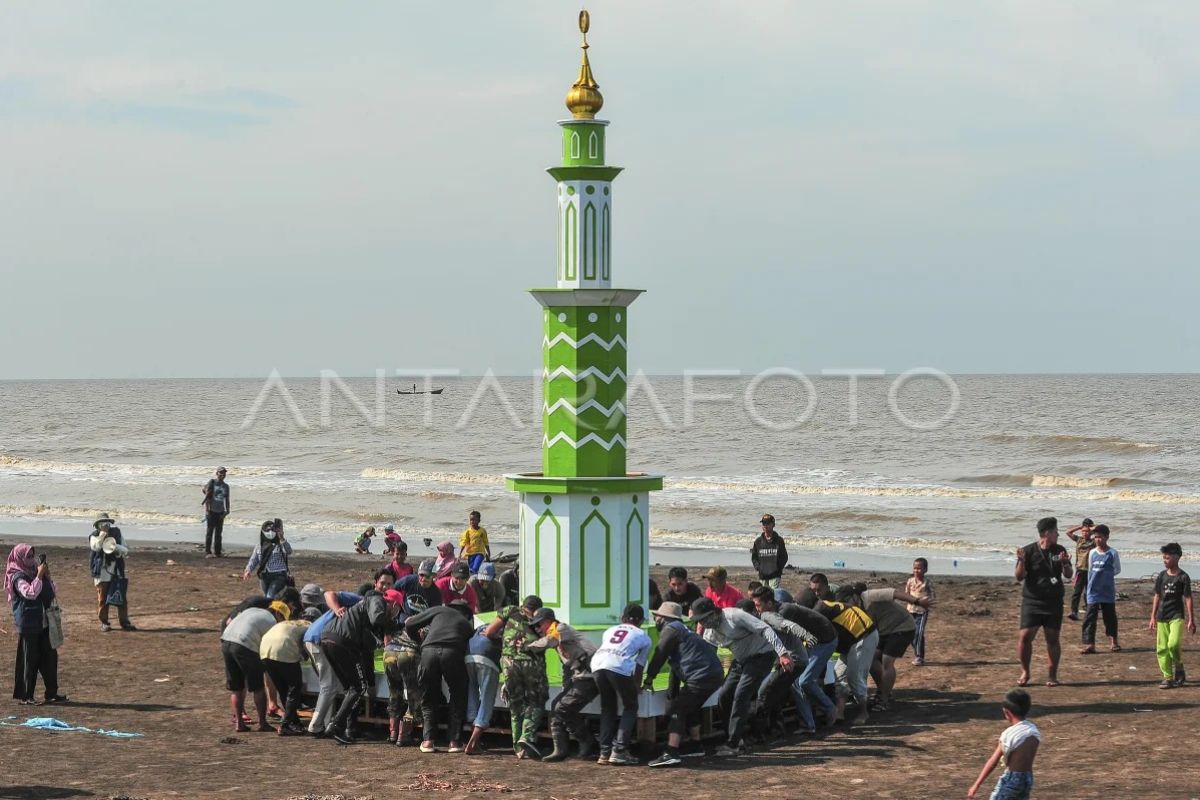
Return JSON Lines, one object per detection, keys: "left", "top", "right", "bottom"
{"left": 504, "top": 472, "right": 663, "bottom": 626}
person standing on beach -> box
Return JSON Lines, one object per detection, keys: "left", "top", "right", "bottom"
{"left": 1080, "top": 524, "right": 1121, "bottom": 654}
{"left": 906, "top": 558, "right": 935, "bottom": 666}
{"left": 1015, "top": 516, "right": 1072, "bottom": 687}
{"left": 1150, "top": 542, "right": 1194, "bottom": 688}
{"left": 383, "top": 540, "right": 414, "bottom": 581}
{"left": 89, "top": 516, "right": 135, "bottom": 632}
{"left": 750, "top": 514, "right": 788, "bottom": 589}
{"left": 967, "top": 689, "right": 1040, "bottom": 800}
{"left": 243, "top": 520, "right": 293, "bottom": 599}
{"left": 202, "top": 467, "right": 230, "bottom": 558}
{"left": 702, "top": 566, "right": 744, "bottom": 609}
{"left": 1065, "top": 518, "right": 1095, "bottom": 621}
{"left": 458, "top": 510, "right": 491, "bottom": 574}
{"left": 7, "top": 544, "right": 67, "bottom": 705}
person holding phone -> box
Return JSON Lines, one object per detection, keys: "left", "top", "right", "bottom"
{"left": 6, "top": 544, "right": 67, "bottom": 704}
{"left": 1015, "top": 516, "right": 1072, "bottom": 687}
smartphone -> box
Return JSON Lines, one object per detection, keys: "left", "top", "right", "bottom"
{"left": 37, "top": 553, "right": 47, "bottom": 565}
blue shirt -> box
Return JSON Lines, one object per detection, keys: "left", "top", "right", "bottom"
{"left": 303, "top": 592, "right": 361, "bottom": 644}
{"left": 1086, "top": 548, "right": 1121, "bottom": 605}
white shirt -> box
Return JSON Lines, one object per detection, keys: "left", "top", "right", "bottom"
{"left": 999, "top": 719, "right": 1041, "bottom": 759}
{"left": 590, "top": 623, "right": 653, "bottom": 676}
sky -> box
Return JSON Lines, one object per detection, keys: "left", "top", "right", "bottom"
{"left": 1, "top": 1, "right": 1198, "bottom": 379}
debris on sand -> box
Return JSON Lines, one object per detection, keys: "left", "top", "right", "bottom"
{"left": 286, "top": 795, "right": 374, "bottom": 800}
{"left": 107, "top": 795, "right": 152, "bottom": 800}
{"left": 218, "top": 736, "right": 244, "bottom": 744}
{"left": 399, "top": 773, "right": 531, "bottom": 793}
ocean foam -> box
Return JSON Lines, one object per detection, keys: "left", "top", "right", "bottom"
{"left": 0, "top": 454, "right": 278, "bottom": 480}
{"left": 360, "top": 468, "right": 504, "bottom": 485}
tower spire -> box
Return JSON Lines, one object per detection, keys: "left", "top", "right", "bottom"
{"left": 565, "top": 9, "right": 603, "bottom": 119}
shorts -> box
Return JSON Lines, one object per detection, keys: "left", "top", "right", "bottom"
{"left": 989, "top": 770, "right": 1033, "bottom": 800}
{"left": 665, "top": 676, "right": 723, "bottom": 723}
{"left": 222, "top": 640, "right": 265, "bottom": 692}
{"left": 1019, "top": 605, "right": 1063, "bottom": 631}
{"left": 877, "top": 629, "right": 915, "bottom": 659}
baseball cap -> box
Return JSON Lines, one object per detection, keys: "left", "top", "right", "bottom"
{"left": 476, "top": 562, "right": 496, "bottom": 581}
{"left": 382, "top": 589, "right": 405, "bottom": 606}
{"left": 384, "top": 523, "right": 396, "bottom": 532}
{"left": 417, "top": 559, "right": 436, "bottom": 576}
{"left": 452, "top": 562, "right": 470, "bottom": 579}
{"left": 704, "top": 566, "right": 728, "bottom": 581}
{"left": 529, "top": 607, "right": 556, "bottom": 627}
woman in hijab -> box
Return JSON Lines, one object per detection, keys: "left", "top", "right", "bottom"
{"left": 433, "top": 540, "right": 458, "bottom": 580}
{"left": 6, "top": 544, "right": 67, "bottom": 704}
{"left": 89, "top": 516, "right": 135, "bottom": 632}
{"left": 243, "top": 519, "right": 293, "bottom": 598}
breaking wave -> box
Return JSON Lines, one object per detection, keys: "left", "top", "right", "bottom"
{"left": 0, "top": 454, "right": 279, "bottom": 479}
{"left": 984, "top": 433, "right": 1160, "bottom": 453}
{"left": 958, "top": 474, "right": 1149, "bottom": 489}
{"left": 0, "top": 504, "right": 199, "bottom": 525}
{"left": 360, "top": 468, "right": 504, "bottom": 485}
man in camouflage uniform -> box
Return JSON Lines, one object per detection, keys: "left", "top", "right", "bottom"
{"left": 488, "top": 595, "right": 551, "bottom": 758}
{"left": 530, "top": 607, "right": 599, "bottom": 762}
{"left": 382, "top": 595, "right": 427, "bottom": 746}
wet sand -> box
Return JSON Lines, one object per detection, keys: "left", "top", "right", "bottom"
{"left": 2, "top": 538, "right": 1196, "bottom": 800}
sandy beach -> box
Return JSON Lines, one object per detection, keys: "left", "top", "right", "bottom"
{"left": 3, "top": 537, "right": 1196, "bottom": 800}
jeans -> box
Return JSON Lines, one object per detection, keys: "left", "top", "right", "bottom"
{"left": 260, "top": 571, "right": 288, "bottom": 599}
{"left": 793, "top": 639, "right": 836, "bottom": 728}
{"left": 305, "top": 641, "right": 343, "bottom": 733}
{"left": 911, "top": 612, "right": 929, "bottom": 660}
{"left": 465, "top": 657, "right": 499, "bottom": 729}
{"left": 989, "top": 770, "right": 1033, "bottom": 800}
{"left": 205, "top": 512, "right": 226, "bottom": 556}
{"left": 1156, "top": 618, "right": 1185, "bottom": 678}
{"left": 718, "top": 651, "right": 775, "bottom": 747}
{"left": 835, "top": 630, "right": 879, "bottom": 705}
{"left": 594, "top": 669, "right": 639, "bottom": 751}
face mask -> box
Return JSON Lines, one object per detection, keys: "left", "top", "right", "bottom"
{"left": 264, "top": 531, "right": 276, "bottom": 541}
{"left": 654, "top": 617, "right": 666, "bottom": 632}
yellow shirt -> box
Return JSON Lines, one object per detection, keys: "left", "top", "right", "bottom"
{"left": 459, "top": 526, "right": 489, "bottom": 556}
{"left": 259, "top": 620, "right": 311, "bottom": 663}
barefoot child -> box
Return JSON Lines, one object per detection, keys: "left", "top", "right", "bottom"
{"left": 906, "top": 557, "right": 935, "bottom": 665}
{"left": 1080, "top": 524, "right": 1120, "bottom": 654}
{"left": 1150, "top": 542, "right": 1195, "bottom": 688}
{"left": 968, "top": 689, "right": 1040, "bottom": 799}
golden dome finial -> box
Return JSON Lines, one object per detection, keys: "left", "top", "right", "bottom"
{"left": 565, "top": 8, "right": 603, "bottom": 119}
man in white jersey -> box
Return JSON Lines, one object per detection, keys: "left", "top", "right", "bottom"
{"left": 590, "top": 603, "right": 652, "bottom": 766}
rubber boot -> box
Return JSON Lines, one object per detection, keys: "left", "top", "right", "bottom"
{"left": 542, "top": 720, "right": 570, "bottom": 762}
{"left": 388, "top": 718, "right": 399, "bottom": 745}
{"left": 572, "top": 720, "right": 595, "bottom": 759}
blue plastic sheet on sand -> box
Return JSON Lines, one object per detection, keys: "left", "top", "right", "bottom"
{"left": 1, "top": 715, "right": 143, "bottom": 738}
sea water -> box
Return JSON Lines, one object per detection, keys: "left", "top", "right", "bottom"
{"left": 0, "top": 374, "right": 1196, "bottom": 576}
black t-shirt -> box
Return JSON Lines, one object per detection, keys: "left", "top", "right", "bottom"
{"left": 1155, "top": 569, "right": 1192, "bottom": 621}
{"left": 1020, "top": 541, "right": 1069, "bottom": 612}
{"left": 777, "top": 601, "right": 837, "bottom": 644}
{"left": 661, "top": 582, "right": 704, "bottom": 615}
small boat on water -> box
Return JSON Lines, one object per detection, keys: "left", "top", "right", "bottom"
{"left": 397, "top": 384, "right": 444, "bottom": 395}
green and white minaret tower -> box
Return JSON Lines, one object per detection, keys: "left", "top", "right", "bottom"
{"left": 505, "top": 9, "right": 663, "bottom": 626}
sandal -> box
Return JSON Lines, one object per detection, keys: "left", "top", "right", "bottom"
{"left": 1110, "top": 645, "right": 1122, "bottom": 652}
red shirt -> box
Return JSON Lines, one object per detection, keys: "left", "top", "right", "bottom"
{"left": 435, "top": 576, "right": 479, "bottom": 612}
{"left": 705, "top": 583, "right": 744, "bottom": 609}
{"left": 384, "top": 561, "right": 414, "bottom": 581}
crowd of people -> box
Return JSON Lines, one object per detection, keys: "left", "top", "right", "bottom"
{"left": 5, "top": 484, "right": 1197, "bottom": 799}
